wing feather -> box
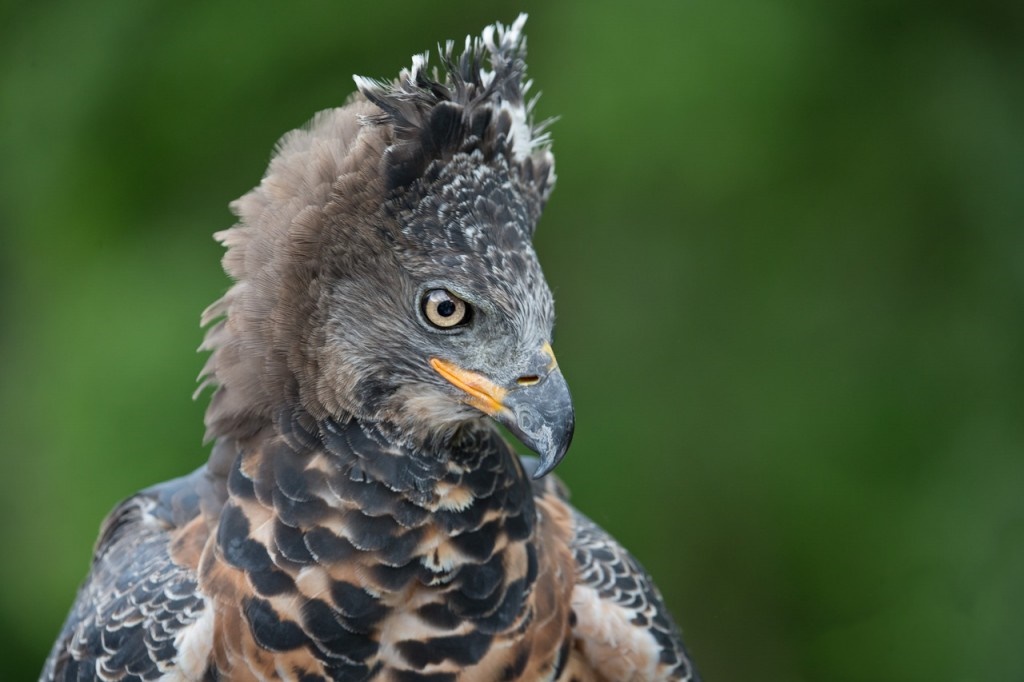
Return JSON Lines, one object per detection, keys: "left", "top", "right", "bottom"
{"left": 569, "top": 511, "right": 699, "bottom": 682}
{"left": 41, "top": 475, "right": 209, "bottom": 681}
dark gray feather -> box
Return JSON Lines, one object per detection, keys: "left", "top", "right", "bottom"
{"left": 42, "top": 474, "right": 207, "bottom": 681}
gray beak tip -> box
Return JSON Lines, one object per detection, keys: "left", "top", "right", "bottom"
{"left": 499, "top": 368, "right": 574, "bottom": 478}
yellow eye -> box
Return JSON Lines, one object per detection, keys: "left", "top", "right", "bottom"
{"left": 422, "top": 289, "right": 471, "bottom": 329}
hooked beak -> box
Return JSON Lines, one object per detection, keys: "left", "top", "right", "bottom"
{"left": 430, "top": 343, "right": 575, "bottom": 478}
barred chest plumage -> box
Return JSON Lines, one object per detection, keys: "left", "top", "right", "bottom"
{"left": 178, "top": 411, "right": 576, "bottom": 681}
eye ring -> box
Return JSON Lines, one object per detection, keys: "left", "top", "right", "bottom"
{"left": 422, "top": 289, "right": 472, "bottom": 329}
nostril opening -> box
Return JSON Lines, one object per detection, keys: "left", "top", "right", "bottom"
{"left": 516, "top": 374, "right": 541, "bottom": 387}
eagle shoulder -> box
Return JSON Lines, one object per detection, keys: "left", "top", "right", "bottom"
{"left": 41, "top": 471, "right": 213, "bottom": 681}
{"left": 524, "top": 458, "right": 699, "bottom": 682}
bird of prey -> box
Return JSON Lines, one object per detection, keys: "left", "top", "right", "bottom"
{"left": 42, "top": 15, "right": 699, "bottom": 682}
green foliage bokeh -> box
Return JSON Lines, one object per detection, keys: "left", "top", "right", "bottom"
{"left": 2, "top": 1, "right": 1022, "bottom": 679}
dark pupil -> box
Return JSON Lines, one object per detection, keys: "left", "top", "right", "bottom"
{"left": 437, "top": 300, "right": 456, "bottom": 317}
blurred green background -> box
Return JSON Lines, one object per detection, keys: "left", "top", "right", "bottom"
{"left": 2, "top": 1, "right": 1022, "bottom": 680}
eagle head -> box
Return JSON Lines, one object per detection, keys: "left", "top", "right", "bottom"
{"left": 199, "top": 15, "right": 572, "bottom": 476}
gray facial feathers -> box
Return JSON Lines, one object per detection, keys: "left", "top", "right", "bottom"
{"left": 198, "top": 15, "right": 557, "bottom": 449}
